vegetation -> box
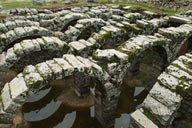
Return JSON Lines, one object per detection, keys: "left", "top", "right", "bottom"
{"left": 0, "top": 0, "right": 191, "bottom": 15}
{"left": 0, "top": 0, "right": 86, "bottom": 10}
{"left": 98, "top": 0, "right": 192, "bottom": 15}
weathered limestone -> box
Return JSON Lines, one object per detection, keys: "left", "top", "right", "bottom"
{"left": 149, "top": 82, "right": 182, "bottom": 111}
{"left": 117, "top": 35, "right": 170, "bottom": 61}
{"left": 143, "top": 11, "right": 160, "bottom": 19}
{"left": 93, "top": 49, "right": 128, "bottom": 62}
{"left": 130, "top": 109, "right": 159, "bottom": 128}
{"left": 136, "top": 18, "right": 168, "bottom": 34}
{"left": 130, "top": 53, "right": 192, "bottom": 128}
{"left": 58, "top": 13, "right": 89, "bottom": 30}
{"left": 0, "top": 6, "right": 192, "bottom": 128}
{"left": 0, "top": 20, "right": 39, "bottom": 34}
{"left": 0, "top": 26, "right": 52, "bottom": 53}
{"left": 90, "top": 25, "right": 127, "bottom": 49}
{"left": 0, "top": 54, "right": 115, "bottom": 127}
{"left": 158, "top": 24, "right": 192, "bottom": 43}
{"left": 124, "top": 13, "right": 144, "bottom": 23}
{"left": 169, "top": 15, "right": 192, "bottom": 24}
{"left": 0, "top": 37, "right": 69, "bottom": 72}
{"left": 64, "top": 18, "right": 106, "bottom": 42}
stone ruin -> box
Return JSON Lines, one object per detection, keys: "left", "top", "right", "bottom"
{"left": 0, "top": 4, "right": 191, "bottom": 128}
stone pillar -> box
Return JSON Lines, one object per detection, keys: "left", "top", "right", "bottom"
{"left": 73, "top": 73, "right": 91, "bottom": 98}
{"left": 95, "top": 82, "right": 120, "bottom": 128}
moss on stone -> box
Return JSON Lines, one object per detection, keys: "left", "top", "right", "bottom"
{"left": 117, "top": 48, "right": 134, "bottom": 62}
{"left": 124, "top": 23, "right": 142, "bottom": 34}
{"left": 176, "top": 83, "right": 191, "bottom": 97}
{"left": 142, "top": 108, "right": 162, "bottom": 127}
{"left": 96, "top": 31, "right": 111, "bottom": 44}
{"left": 172, "top": 63, "right": 192, "bottom": 76}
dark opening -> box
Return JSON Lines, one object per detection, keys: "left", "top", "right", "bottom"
{"left": 13, "top": 75, "right": 104, "bottom": 128}
{"left": 115, "top": 46, "right": 168, "bottom": 122}
{"left": 77, "top": 25, "right": 103, "bottom": 40}
{"left": 61, "top": 19, "right": 79, "bottom": 32}
{"left": 100, "top": 34, "right": 129, "bottom": 49}
{"left": 5, "top": 35, "right": 42, "bottom": 52}
{"left": 177, "top": 36, "right": 192, "bottom": 57}
{"left": 11, "top": 50, "right": 64, "bottom": 73}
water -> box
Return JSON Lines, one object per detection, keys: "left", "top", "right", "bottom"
{"left": 16, "top": 79, "right": 148, "bottom": 128}
{"left": 5, "top": 49, "right": 165, "bottom": 128}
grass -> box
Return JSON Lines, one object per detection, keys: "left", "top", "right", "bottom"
{"left": 0, "top": 0, "right": 34, "bottom": 9}
{"left": 0, "top": 0, "right": 86, "bottom": 10}
{"left": 0, "top": 0, "right": 191, "bottom": 15}
{"left": 98, "top": 0, "right": 192, "bottom": 15}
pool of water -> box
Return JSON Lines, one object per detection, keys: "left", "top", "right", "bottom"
{"left": 0, "top": 51, "right": 164, "bottom": 128}
{"left": 13, "top": 78, "right": 149, "bottom": 128}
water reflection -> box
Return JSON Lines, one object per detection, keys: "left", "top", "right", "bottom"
{"left": 115, "top": 114, "right": 130, "bottom": 128}
{"left": 54, "top": 111, "right": 76, "bottom": 128}
{"left": 24, "top": 100, "right": 62, "bottom": 122}
{"left": 18, "top": 82, "right": 148, "bottom": 128}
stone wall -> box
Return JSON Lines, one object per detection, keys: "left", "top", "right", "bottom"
{"left": 0, "top": 5, "right": 192, "bottom": 128}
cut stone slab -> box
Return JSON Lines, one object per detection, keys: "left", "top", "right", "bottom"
{"left": 94, "top": 49, "right": 128, "bottom": 62}
{"left": 69, "top": 41, "right": 87, "bottom": 51}
{"left": 46, "top": 60, "right": 63, "bottom": 80}
{"left": 21, "top": 40, "right": 38, "bottom": 54}
{"left": 63, "top": 54, "right": 85, "bottom": 71}
{"left": 35, "top": 62, "right": 53, "bottom": 81}
{"left": 1, "top": 84, "right": 21, "bottom": 113}
{"left": 149, "top": 82, "right": 182, "bottom": 111}
{"left": 158, "top": 72, "right": 180, "bottom": 90}
{"left": 169, "top": 15, "right": 192, "bottom": 24}
{"left": 166, "top": 65, "right": 192, "bottom": 85}
{"left": 5, "top": 48, "right": 18, "bottom": 63}
{"left": 24, "top": 72, "right": 44, "bottom": 87}
{"left": 23, "top": 65, "right": 36, "bottom": 74}
{"left": 42, "top": 36, "right": 62, "bottom": 51}
{"left": 53, "top": 58, "right": 74, "bottom": 76}
{"left": 9, "top": 74, "right": 28, "bottom": 104}
{"left": 13, "top": 43, "right": 24, "bottom": 56}
{"left": 130, "top": 109, "right": 159, "bottom": 128}
{"left": 14, "top": 27, "right": 26, "bottom": 36}
{"left": 79, "top": 39, "right": 94, "bottom": 47}
{"left": 0, "top": 52, "right": 11, "bottom": 71}
{"left": 142, "top": 95, "right": 174, "bottom": 126}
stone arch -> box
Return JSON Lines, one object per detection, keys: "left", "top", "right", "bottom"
{"left": 122, "top": 45, "right": 168, "bottom": 91}
{"left": 59, "top": 13, "right": 88, "bottom": 32}
{"left": 0, "top": 36, "right": 69, "bottom": 72}
{"left": 0, "top": 20, "right": 39, "bottom": 34}
{"left": 90, "top": 25, "right": 128, "bottom": 49}
{"left": 0, "top": 54, "right": 118, "bottom": 128}
{"left": 129, "top": 52, "right": 192, "bottom": 128}
{"left": 117, "top": 35, "right": 170, "bottom": 87}
{"left": 76, "top": 18, "right": 106, "bottom": 40}
{"left": 0, "top": 26, "right": 52, "bottom": 53}
{"left": 158, "top": 24, "right": 192, "bottom": 61}
{"left": 64, "top": 18, "right": 106, "bottom": 43}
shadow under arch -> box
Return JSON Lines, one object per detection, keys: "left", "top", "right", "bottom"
{"left": 0, "top": 27, "right": 52, "bottom": 54}
{"left": 0, "top": 55, "right": 117, "bottom": 128}
{"left": 0, "top": 37, "right": 69, "bottom": 90}
{"left": 77, "top": 25, "right": 103, "bottom": 41}
{"left": 116, "top": 46, "right": 168, "bottom": 117}
{"left": 61, "top": 19, "right": 79, "bottom": 32}
{"left": 176, "top": 35, "right": 192, "bottom": 57}
{"left": 18, "top": 75, "right": 104, "bottom": 128}
{"left": 122, "top": 45, "right": 168, "bottom": 90}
